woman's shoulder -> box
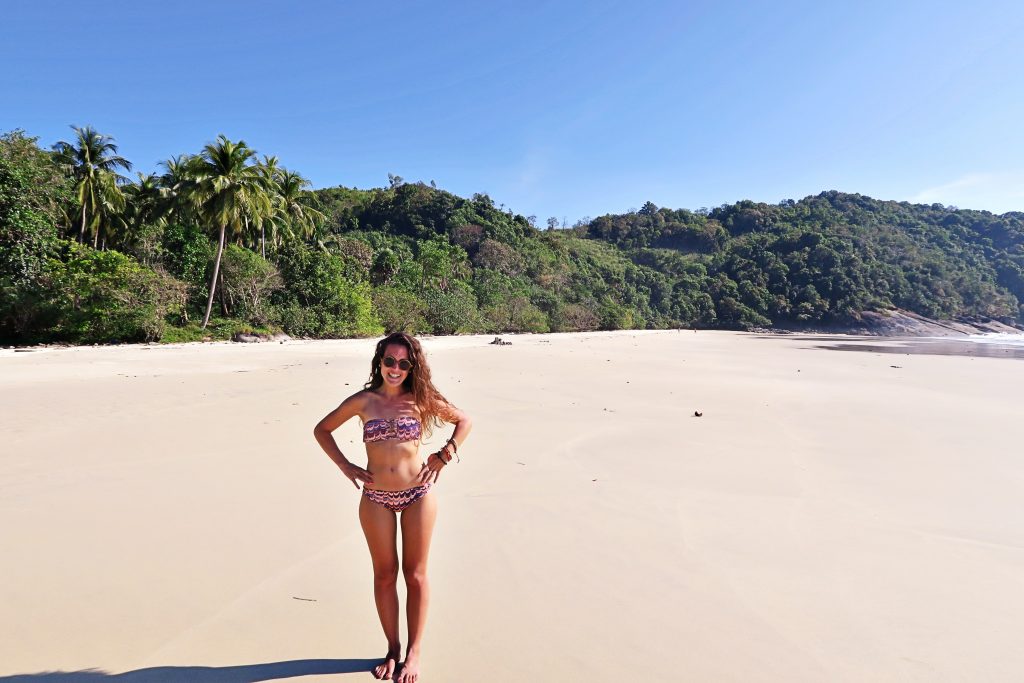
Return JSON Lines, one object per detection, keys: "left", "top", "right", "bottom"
{"left": 341, "top": 389, "right": 375, "bottom": 410}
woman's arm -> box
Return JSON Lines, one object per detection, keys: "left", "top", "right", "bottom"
{"left": 443, "top": 404, "right": 473, "bottom": 453}
{"left": 313, "top": 392, "right": 374, "bottom": 489}
{"left": 419, "top": 403, "right": 473, "bottom": 484}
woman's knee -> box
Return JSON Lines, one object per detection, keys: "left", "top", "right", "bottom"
{"left": 374, "top": 563, "right": 399, "bottom": 587}
{"left": 402, "top": 564, "right": 428, "bottom": 589}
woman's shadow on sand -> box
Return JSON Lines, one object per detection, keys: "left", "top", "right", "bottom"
{"left": 0, "top": 658, "right": 382, "bottom": 682}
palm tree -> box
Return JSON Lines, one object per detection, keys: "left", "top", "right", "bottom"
{"left": 185, "top": 135, "right": 267, "bottom": 328}
{"left": 158, "top": 154, "right": 197, "bottom": 224}
{"left": 90, "top": 175, "right": 129, "bottom": 250}
{"left": 122, "top": 173, "right": 166, "bottom": 263}
{"left": 124, "top": 173, "right": 164, "bottom": 225}
{"left": 52, "top": 125, "right": 132, "bottom": 247}
{"left": 252, "top": 155, "right": 282, "bottom": 258}
{"left": 277, "top": 169, "right": 325, "bottom": 246}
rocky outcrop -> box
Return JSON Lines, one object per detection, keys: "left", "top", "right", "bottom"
{"left": 772, "top": 309, "right": 1023, "bottom": 337}
{"left": 231, "top": 331, "right": 292, "bottom": 343}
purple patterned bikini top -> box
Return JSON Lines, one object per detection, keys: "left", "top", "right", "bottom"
{"left": 363, "top": 416, "right": 422, "bottom": 443}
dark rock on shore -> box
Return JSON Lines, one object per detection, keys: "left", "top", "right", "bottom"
{"left": 232, "top": 331, "right": 292, "bottom": 343}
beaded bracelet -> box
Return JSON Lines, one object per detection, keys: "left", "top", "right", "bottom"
{"left": 444, "top": 437, "right": 460, "bottom": 463}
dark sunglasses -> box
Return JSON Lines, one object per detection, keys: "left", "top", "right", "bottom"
{"left": 382, "top": 356, "right": 414, "bottom": 371}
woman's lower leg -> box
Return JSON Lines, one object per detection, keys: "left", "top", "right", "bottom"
{"left": 374, "top": 571, "right": 401, "bottom": 649}
{"left": 404, "top": 567, "right": 429, "bottom": 653}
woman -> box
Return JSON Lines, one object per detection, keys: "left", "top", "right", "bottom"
{"left": 313, "top": 332, "right": 472, "bottom": 683}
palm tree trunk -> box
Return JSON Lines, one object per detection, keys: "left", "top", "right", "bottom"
{"left": 261, "top": 223, "right": 266, "bottom": 259}
{"left": 202, "top": 225, "right": 227, "bottom": 329}
{"left": 80, "top": 204, "right": 87, "bottom": 243}
{"left": 219, "top": 269, "right": 230, "bottom": 316}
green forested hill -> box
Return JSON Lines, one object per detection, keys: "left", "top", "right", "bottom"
{"left": 2, "top": 128, "right": 1022, "bottom": 345}
{"left": 585, "top": 193, "right": 1024, "bottom": 326}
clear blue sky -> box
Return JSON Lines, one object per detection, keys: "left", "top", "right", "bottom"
{"left": 3, "top": 0, "right": 1023, "bottom": 222}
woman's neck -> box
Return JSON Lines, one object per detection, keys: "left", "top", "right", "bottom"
{"left": 378, "top": 384, "right": 406, "bottom": 401}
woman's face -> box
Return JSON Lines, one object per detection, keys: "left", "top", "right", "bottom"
{"left": 381, "top": 343, "right": 412, "bottom": 388}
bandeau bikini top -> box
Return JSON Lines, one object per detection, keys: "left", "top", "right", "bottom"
{"left": 363, "top": 416, "right": 422, "bottom": 443}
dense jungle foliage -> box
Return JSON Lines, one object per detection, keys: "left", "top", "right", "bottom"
{"left": 2, "top": 128, "right": 1022, "bottom": 345}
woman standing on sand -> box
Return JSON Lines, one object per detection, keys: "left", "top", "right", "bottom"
{"left": 313, "top": 332, "right": 472, "bottom": 683}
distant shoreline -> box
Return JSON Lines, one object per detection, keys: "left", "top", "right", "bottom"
{"left": 4, "top": 326, "right": 1023, "bottom": 362}
{"left": 803, "top": 335, "right": 1024, "bottom": 360}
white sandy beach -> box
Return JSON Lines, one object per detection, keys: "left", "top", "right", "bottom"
{"left": 1, "top": 331, "right": 1023, "bottom": 682}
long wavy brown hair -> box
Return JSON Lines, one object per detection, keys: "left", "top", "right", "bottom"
{"left": 363, "top": 332, "right": 453, "bottom": 437}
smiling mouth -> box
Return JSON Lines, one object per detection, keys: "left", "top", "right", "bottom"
{"left": 387, "top": 372, "right": 402, "bottom": 380}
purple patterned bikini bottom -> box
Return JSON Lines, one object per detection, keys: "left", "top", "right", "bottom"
{"left": 362, "top": 483, "right": 432, "bottom": 512}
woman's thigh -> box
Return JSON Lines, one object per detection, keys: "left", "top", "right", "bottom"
{"left": 400, "top": 491, "right": 438, "bottom": 571}
{"left": 360, "top": 494, "right": 399, "bottom": 572}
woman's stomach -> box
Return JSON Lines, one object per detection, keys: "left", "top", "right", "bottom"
{"left": 364, "top": 444, "right": 423, "bottom": 490}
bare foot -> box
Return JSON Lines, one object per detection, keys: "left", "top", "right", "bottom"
{"left": 373, "top": 646, "right": 400, "bottom": 680}
{"left": 397, "top": 649, "right": 421, "bottom": 683}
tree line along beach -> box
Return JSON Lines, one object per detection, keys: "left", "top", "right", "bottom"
{"left": 2, "top": 127, "right": 1023, "bottom": 348}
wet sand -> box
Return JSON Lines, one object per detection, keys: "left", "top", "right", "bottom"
{"left": 797, "top": 335, "right": 1024, "bottom": 360}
